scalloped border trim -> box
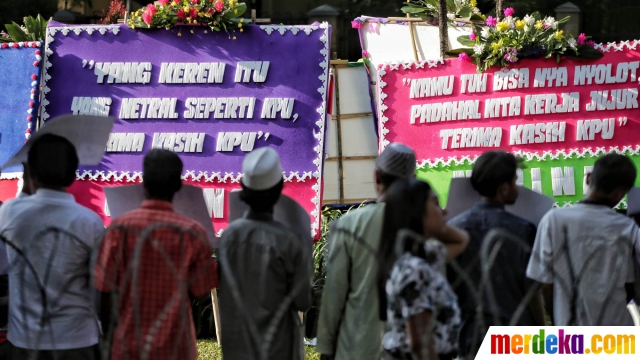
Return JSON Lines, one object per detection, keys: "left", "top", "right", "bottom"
{"left": 42, "top": 23, "right": 330, "bottom": 238}
{"left": 415, "top": 146, "right": 640, "bottom": 169}
{"left": 75, "top": 170, "right": 318, "bottom": 182}
{"left": 0, "top": 41, "right": 42, "bottom": 141}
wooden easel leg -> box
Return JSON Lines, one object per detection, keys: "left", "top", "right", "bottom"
{"left": 211, "top": 289, "right": 222, "bottom": 344}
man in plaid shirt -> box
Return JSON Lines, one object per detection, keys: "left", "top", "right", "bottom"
{"left": 94, "top": 149, "right": 217, "bottom": 360}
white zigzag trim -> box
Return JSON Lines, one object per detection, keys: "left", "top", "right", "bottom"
{"left": 75, "top": 170, "right": 319, "bottom": 183}
{"left": 415, "top": 146, "right": 640, "bottom": 169}
{"left": 259, "top": 25, "right": 318, "bottom": 36}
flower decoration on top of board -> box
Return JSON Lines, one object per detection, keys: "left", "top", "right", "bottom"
{"left": 128, "top": 0, "right": 247, "bottom": 34}
{"left": 448, "top": 9, "right": 603, "bottom": 72}
{"left": 401, "top": 0, "right": 485, "bottom": 22}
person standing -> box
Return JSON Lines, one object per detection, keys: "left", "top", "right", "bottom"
{"left": 382, "top": 178, "right": 465, "bottom": 360}
{"left": 316, "top": 143, "right": 417, "bottom": 360}
{"left": 0, "top": 134, "right": 105, "bottom": 359}
{"left": 447, "top": 151, "right": 546, "bottom": 360}
{"left": 217, "top": 147, "right": 312, "bottom": 360}
{"left": 527, "top": 153, "right": 640, "bottom": 325}
{"left": 94, "top": 149, "right": 217, "bottom": 360}
{"left": 317, "top": 143, "right": 468, "bottom": 360}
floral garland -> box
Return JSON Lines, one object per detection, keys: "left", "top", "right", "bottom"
{"left": 128, "top": 0, "right": 247, "bottom": 35}
{"left": 450, "top": 8, "right": 603, "bottom": 72}
{"left": 401, "top": 0, "right": 485, "bottom": 22}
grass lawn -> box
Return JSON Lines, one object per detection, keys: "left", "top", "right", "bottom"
{"left": 197, "top": 340, "right": 320, "bottom": 359}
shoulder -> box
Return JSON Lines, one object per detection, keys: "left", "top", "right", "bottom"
{"left": 335, "top": 203, "right": 385, "bottom": 227}
{"left": 501, "top": 211, "right": 536, "bottom": 231}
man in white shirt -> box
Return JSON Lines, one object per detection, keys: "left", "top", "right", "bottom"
{"left": 0, "top": 134, "right": 104, "bottom": 359}
{"left": 527, "top": 154, "right": 639, "bottom": 325}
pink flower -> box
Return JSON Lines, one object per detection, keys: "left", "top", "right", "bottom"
{"left": 503, "top": 7, "right": 515, "bottom": 18}
{"left": 351, "top": 20, "right": 363, "bottom": 29}
{"left": 577, "top": 33, "right": 586, "bottom": 45}
{"left": 146, "top": 4, "right": 157, "bottom": 15}
{"left": 142, "top": 10, "right": 153, "bottom": 24}
{"left": 362, "top": 50, "right": 369, "bottom": 58}
{"left": 486, "top": 16, "right": 497, "bottom": 27}
{"left": 458, "top": 53, "right": 469, "bottom": 61}
{"left": 469, "top": 32, "right": 477, "bottom": 41}
{"left": 158, "top": 0, "right": 169, "bottom": 5}
{"left": 176, "top": 9, "right": 186, "bottom": 20}
{"left": 207, "top": 8, "right": 216, "bottom": 14}
{"left": 189, "top": 7, "right": 198, "bottom": 18}
{"left": 586, "top": 40, "right": 595, "bottom": 47}
{"left": 191, "top": 0, "right": 199, "bottom": 3}
{"left": 215, "top": 0, "right": 224, "bottom": 12}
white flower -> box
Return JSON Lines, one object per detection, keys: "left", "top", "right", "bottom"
{"left": 481, "top": 27, "right": 491, "bottom": 38}
{"left": 544, "top": 17, "right": 557, "bottom": 29}
{"left": 567, "top": 38, "right": 577, "bottom": 48}
{"left": 474, "top": 43, "right": 485, "bottom": 55}
{"left": 447, "top": 13, "right": 456, "bottom": 20}
{"left": 523, "top": 14, "right": 535, "bottom": 26}
{"left": 505, "top": 16, "right": 515, "bottom": 27}
{"left": 473, "top": 7, "right": 480, "bottom": 14}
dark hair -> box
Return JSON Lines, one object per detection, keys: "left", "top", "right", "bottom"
{"left": 376, "top": 170, "right": 401, "bottom": 189}
{"left": 471, "top": 151, "right": 518, "bottom": 197}
{"left": 240, "top": 180, "right": 283, "bottom": 212}
{"left": 377, "top": 178, "right": 432, "bottom": 320}
{"left": 591, "top": 154, "right": 637, "bottom": 193}
{"left": 143, "top": 149, "right": 183, "bottom": 199}
{"left": 27, "top": 134, "right": 78, "bottom": 187}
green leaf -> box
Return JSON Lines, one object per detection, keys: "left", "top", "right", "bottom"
{"left": 457, "top": 34, "right": 476, "bottom": 47}
{"left": 531, "top": 12, "right": 542, "bottom": 21}
{"left": 457, "top": 6, "right": 472, "bottom": 19}
{"left": 469, "top": 14, "right": 484, "bottom": 21}
{"left": 557, "top": 16, "right": 570, "bottom": 24}
{"left": 4, "top": 23, "right": 27, "bottom": 42}
{"left": 223, "top": 3, "right": 246, "bottom": 20}
{"left": 401, "top": 6, "right": 429, "bottom": 14}
{"left": 576, "top": 46, "right": 604, "bottom": 59}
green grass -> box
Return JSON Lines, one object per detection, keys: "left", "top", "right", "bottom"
{"left": 197, "top": 340, "right": 320, "bottom": 359}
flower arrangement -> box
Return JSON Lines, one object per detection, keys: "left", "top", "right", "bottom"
{"left": 0, "top": 15, "right": 49, "bottom": 42}
{"left": 99, "top": 0, "right": 126, "bottom": 25}
{"left": 128, "top": 0, "right": 247, "bottom": 34}
{"left": 401, "top": 0, "right": 485, "bottom": 22}
{"left": 450, "top": 8, "right": 603, "bottom": 72}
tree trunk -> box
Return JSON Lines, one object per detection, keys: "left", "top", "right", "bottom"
{"left": 438, "top": 0, "right": 448, "bottom": 58}
{"left": 496, "top": 0, "right": 504, "bottom": 20}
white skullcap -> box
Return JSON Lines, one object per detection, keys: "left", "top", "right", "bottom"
{"left": 242, "top": 147, "right": 283, "bottom": 191}
{"left": 376, "top": 143, "right": 416, "bottom": 179}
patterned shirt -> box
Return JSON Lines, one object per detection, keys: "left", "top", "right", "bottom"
{"left": 94, "top": 200, "right": 217, "bottom": 360}
{"left": 383, "top": 240, "right": 461, "bottom": 357}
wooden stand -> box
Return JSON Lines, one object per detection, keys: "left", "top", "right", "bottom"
{"left": 211, "top": 288, "right": 222, "bottom": 343}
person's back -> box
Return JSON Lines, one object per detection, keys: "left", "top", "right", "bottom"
{"left": 528, "top": 153, "right": 640, "bottom": 326}
{"left": 529, "top": 204, "right": 637, "bottom": 325}
{"left": 218, "top": 215, "right": 310, "bottom": 360}
{"left": 0, "top": 191, "right": 104, "bottom": 350}
{"left": 317, "top": 143, "right": 419, "bottom": 360}
{"left": 317, "top": 203, "right": 386, "bottom": 360}
{"left": 217, "top": 147, "right": 312, "bottom": 360}
{"left": 94, "top": 149, "right": 217, "bottom": 360}
{"left": 447, "top": 151, "right": 544, "bottom": 360}
{"left": 449, "top": 202, "right": 537, "bottom": 324}
{"left": 95, "top": 203, "right": 214, "bottom": 359}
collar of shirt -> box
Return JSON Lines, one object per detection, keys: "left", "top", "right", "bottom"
{"left": 33, "top": 188, "right": 75, "bottom": 203}
{"left": 244, "top": 209, "right": 273, "bottom": 222}
{"left": 140, "top": 199, "right": 174, "bottom": 212}
{"left": 473, "top": 199, "right": 505, "bottom": 210}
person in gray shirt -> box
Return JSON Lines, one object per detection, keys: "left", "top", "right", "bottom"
{"left": 527, "top": 154, "right": 640, "bottom": 326}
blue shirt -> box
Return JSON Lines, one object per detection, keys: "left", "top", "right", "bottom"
{"left": 447, "top": 200, "right": 537, "bottom": 325}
